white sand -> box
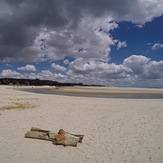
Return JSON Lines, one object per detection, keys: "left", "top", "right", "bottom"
{"left": 0, "top": 85, "right": 163, "bottom": 163}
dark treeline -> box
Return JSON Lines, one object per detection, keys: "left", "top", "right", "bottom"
{"left": 0, "top": 78, "right": 82, "bottom": 86}
{"left": 0, "top": 78, "right": 102, "bottom": 87}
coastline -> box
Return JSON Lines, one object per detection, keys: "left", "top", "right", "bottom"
{"left": 0, "top": 85, "right": 163, "bottom": 163}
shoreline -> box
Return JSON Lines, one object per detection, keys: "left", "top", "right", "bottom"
{"left": 16, "top": 86, "right": 163, "bottom": 99}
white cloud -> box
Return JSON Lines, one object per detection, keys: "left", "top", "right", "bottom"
{"left": 123, "top": 55, "right": 150, "bottom": 74}
{"left": 37, "top": 70, "right": 67, "bottom": 82}
{"left": 67, "top": 55, "right": 163, "bottom": 87}
{"left": 1, "top": 69, "right": 23, "bottom": 78}
{"left": 1, "top": 55, "right": 163, "bottom": 87}
{"left": 0, "top": 0, "right": 163, "bottom": 63}
{"left": 117, "top": 41, "right": 127, "bottom": 50}
{"left": 67, "top": 57, "right": 132, "bottom": 84}
{"left": 152, "top": 43, "right": 163, "bottom": 50}
{"left": 51, "top": 63, "right": 67, "bottom": 72}
{"left": 123, "top": 55, "right": 163, "bottom": 82}
{"left": 54, "top": 73, "right": 67, "bottom": 81}
{"left": 37, "top": 70, "right": 54, "bottom": 80}
{"left": 17, "top": 64, "right": 36, "bottom": 72}
{"left": 118, "top": 0, "right": 163, "bottom": 25}
{"left": 142, "top": 60, "right": 163, "bottom": 79}
{"left": 64, "top": 59, "right": 70, "bottom": 65}
{"left": 35, "top": 18, "right": 118, "bottom": 63}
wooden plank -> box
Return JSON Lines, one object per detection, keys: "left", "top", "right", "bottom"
{"left": 67, "top": 133, "right": 84, "bottom": 143}
{"left": 55, "top": 134, "right": 79, "bottom": 147}
{"left": 49, "top": 132, "right": 80, "bottom": 147}
{"left": 24, "top": 131, "right": 51, "bottom": 141}
{"left": 31, "top": 127, "right": 50, "bottom": 133}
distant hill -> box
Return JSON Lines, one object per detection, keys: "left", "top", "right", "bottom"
{"left": 0, "top": 78, "right": 102, "bottom": 87}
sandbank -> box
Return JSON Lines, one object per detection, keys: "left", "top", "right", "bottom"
{"left": 19, "top": 85, "right": 163, "bottom": 99}
{"left": 45, "top": 86, "right": 163, "bottom": 94}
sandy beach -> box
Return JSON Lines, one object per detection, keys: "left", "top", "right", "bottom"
{"left": 0, "top": 85, "right": 163, "bottom": 163}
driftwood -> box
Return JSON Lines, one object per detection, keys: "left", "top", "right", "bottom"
{"left": 31, "top": 127, "right": 50, "bottom": 133}
{"left": 25, "top": 127, "right": 84, "bottom": 147}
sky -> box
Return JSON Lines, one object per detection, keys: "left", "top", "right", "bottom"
{"left": 0, "top": 0, "right": 163, "bottom": 88}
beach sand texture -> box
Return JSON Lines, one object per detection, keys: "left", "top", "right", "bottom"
{"left": 0, "top": 86, "right": 163, "bottom": 163}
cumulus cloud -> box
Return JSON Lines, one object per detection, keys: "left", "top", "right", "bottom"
{"left": 117, "top": 41, "right": 127, "bottom": 50}
{"left": 1, "top": 55, "right": 163, "bottom": 87}
{"left": 35, "top": 70, "right": 67, "bottom": 82}
{"left": 66, "top": 55, "right": 163, "bottom": 86}
{"left": 64, "top": 59, "right": 70, "bottom": 65}
{"left": 123, "top": 55, "right": 163, "bottom": 80}
{"left": 67, "top": 57, "right": 132, "bottom": 85}
{"left": 51, "top": 63, "right": 67, "bottom": 72}
{"left": 17, "top": 64, "right": 37, "bottom": 72}
{"left": 1, "top": 69, "right": 23, "bottom": 78}
{"left": 123, "top": 55, "right": 150, "bottom": 74}
{"left": 0, "top": 0, "right": 163, "bottom": 87}
{"left": 140, "top": 60, "right": 163, "bottom": 79}
{"left": 152, "top": 43, "right": 163, "bottom": 50}
{"left": 33, "top": 18, "right": 118, "bottom": 62}
{"left": 117, "top": 0, "right": 163, "bottom": 24}
{"left": 0, "top": 0, "right": 163, "bottom": 63}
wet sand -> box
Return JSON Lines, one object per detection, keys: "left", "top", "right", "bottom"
{"left": 21, "top": 86, "right": 163, "bottom": 99}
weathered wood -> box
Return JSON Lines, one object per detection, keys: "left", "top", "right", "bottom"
{"left": 24, "top": 127, "right": 84, "bottom": 147}
{"left": 45, "top": 132, "right": 80, "bottom": 147}
{"left": 31, "top": 127, "right": 50, "bottom": 133}
{"left": 49, "top": 132, "right": 80, "bottom": 147}
{"left": 67, "top": 132, "right": 84, "bottom": 143}
{"left": 25, "top": 131, "right": 51, "bottom": 141}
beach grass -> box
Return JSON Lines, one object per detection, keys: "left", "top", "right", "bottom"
{"left": 0, "top": 102, "right": 37, "bottom": 111}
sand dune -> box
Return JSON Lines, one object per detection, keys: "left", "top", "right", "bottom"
{"left": 0, "top": 85, "right": 163, "bottom": 163}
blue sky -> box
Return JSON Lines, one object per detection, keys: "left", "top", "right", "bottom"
{"left": 110, "top": 15, "right": 163, "bottom": 64}
{"left": 0, "top": 0, "right": 163, "bottom": 87}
